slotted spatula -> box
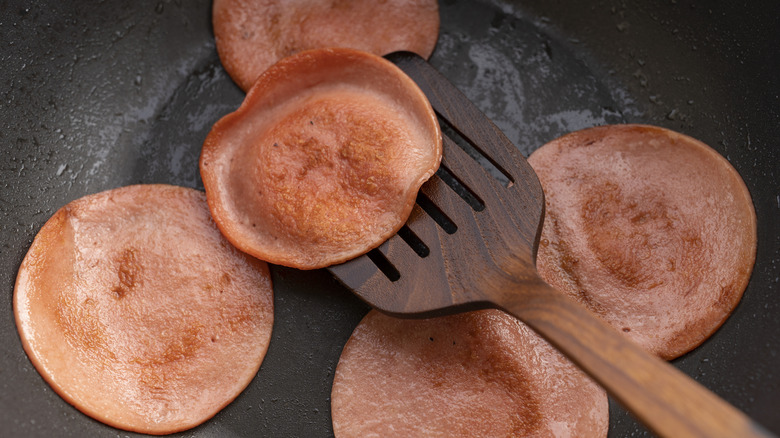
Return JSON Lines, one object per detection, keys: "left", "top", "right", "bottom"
{"left": 328, "top": 52, "right": 773, "bottom": 438}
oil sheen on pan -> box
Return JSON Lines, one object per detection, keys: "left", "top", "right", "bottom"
{"left": 528, "top": 124, "right": 757, "bottom": 360}
{"left": 14, "top": 184, "right": 274, "bottom": 435}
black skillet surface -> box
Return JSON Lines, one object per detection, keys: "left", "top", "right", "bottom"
{"left": 1, "top": 0, "right": 778, "bottom": 436}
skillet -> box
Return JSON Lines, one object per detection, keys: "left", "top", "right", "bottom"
{"left": 1, "top": 0, "right": 778, "bottom": 436}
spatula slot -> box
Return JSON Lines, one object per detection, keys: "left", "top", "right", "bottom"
{"left": 366, "top": 248, "right": 401, "bottom": 282}
{"left": 416, "top": 192, "right": 458, "bottom": 234}
{"left": 397, "top": 225, "right": 430, "bottom": 258}
{"left": 435, "top": 163, "right": 485, "bottom": 212}
{"left": 438, "top": 115, "right": 514, "bottom": 188}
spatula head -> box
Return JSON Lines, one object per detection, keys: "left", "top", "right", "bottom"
{"left": 328, "top": 52, "right": 546, "bottom": 317}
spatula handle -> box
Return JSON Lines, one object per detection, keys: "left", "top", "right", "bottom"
{"left": 498, "top": 281, "right": 774, "bottom": 438}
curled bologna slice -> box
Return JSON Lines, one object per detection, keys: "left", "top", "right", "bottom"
{"left": 528, "top": 124, "right": 757, "bottom": 359}
{"left": 213, "top": 0, "right": 440, "bottom": 91}
{"left": 331, "top": 309, "right": 609, "bottom": 437}
{"left": 14, "top": 184, "right": 274, "bottom": 435}
{"left": 201, "top": 47, "right": 442, "bottom": 270}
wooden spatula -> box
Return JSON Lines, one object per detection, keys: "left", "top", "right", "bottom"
{"left": 328, "top": 52, "right": 774, "bottom": 438}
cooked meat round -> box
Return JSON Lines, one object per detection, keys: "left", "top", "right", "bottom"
{"left": 14, "top": 184, "right": 274, "bottom": 435}
{"left": 528, "top": 124, "right": 757, "bottom": 359}
{"left": 331, "top": 309, "right": 608, "bottom": 437}
{"left": 213, "top": 0, "right": 440, "bottom": 91}
{"left": 200, "top": 48, "right": 442, "bottom": 269}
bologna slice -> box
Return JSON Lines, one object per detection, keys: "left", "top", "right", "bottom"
{"left": 528, "top": 124, "right": 757, "bottom": 359}
{"left": 14, "top": 185, "right": 274, "bottom": 435}
{"left": 331, "top": 310, "right": 608, "bottom": 437}
{"left": 213, "top": 0, "right": 440, "bottom": 91}
{"left": 200, "top": 48, "right": 442, "bottom": 269}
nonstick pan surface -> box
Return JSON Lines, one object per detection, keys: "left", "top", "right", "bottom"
{"left": 1, "top": 1, "right": 778, "bottom": 436}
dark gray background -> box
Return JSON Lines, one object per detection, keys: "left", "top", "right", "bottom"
{"left": 1, "top": 0, "right": 778, "bottom": 436}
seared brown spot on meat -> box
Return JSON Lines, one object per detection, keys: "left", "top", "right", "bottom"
{"left": 220, "top": 272, "right": 232, "bottom": 287}
{"left": 258, "top": 97, "right": 405, "bottom": 243}
{"left": 55, "top": 295, "right": 115, "bottom": 360}
{"left": 529, "top": 124, "right": 756, "bottom": 358}
{"left": 135, "top": 324, "right": 207, "bottom": 367}
{"left": 14, "top": 185, "right": 275, "bottom": 434}
{"left": 113, "top": 248, "right": 141, "bottom": 298}
{"left": 581, "top": 181, "right": 706, "bottom": 292}
{"left": 714, "top": 280, "right": 739, "bottom": 311}
{"left": 331, "top": 310, "right": 606, "bottom": 437}
{"left": 477, "top": 356, "right": 542, "bottom": 435}
{"left": 543, "top": 210, "right": 608, "bottom": 316}
{"left": 201, "top": 49, "right": 441, "bottom": 269}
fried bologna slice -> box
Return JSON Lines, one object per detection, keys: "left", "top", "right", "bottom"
{"left": 331, "top": 310, "right": 608, "bottom": 437}
{"left": 213, "top": 0, "right": 440, "bottom": 91}
{"left": 14, "top": 185, "right": 274, "bottom": 435}
{"left": 201, "top": 48, "right": 442, "bottom": 269}
{"left": 528, "top": 124, "right": 757, "bottom": 359}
